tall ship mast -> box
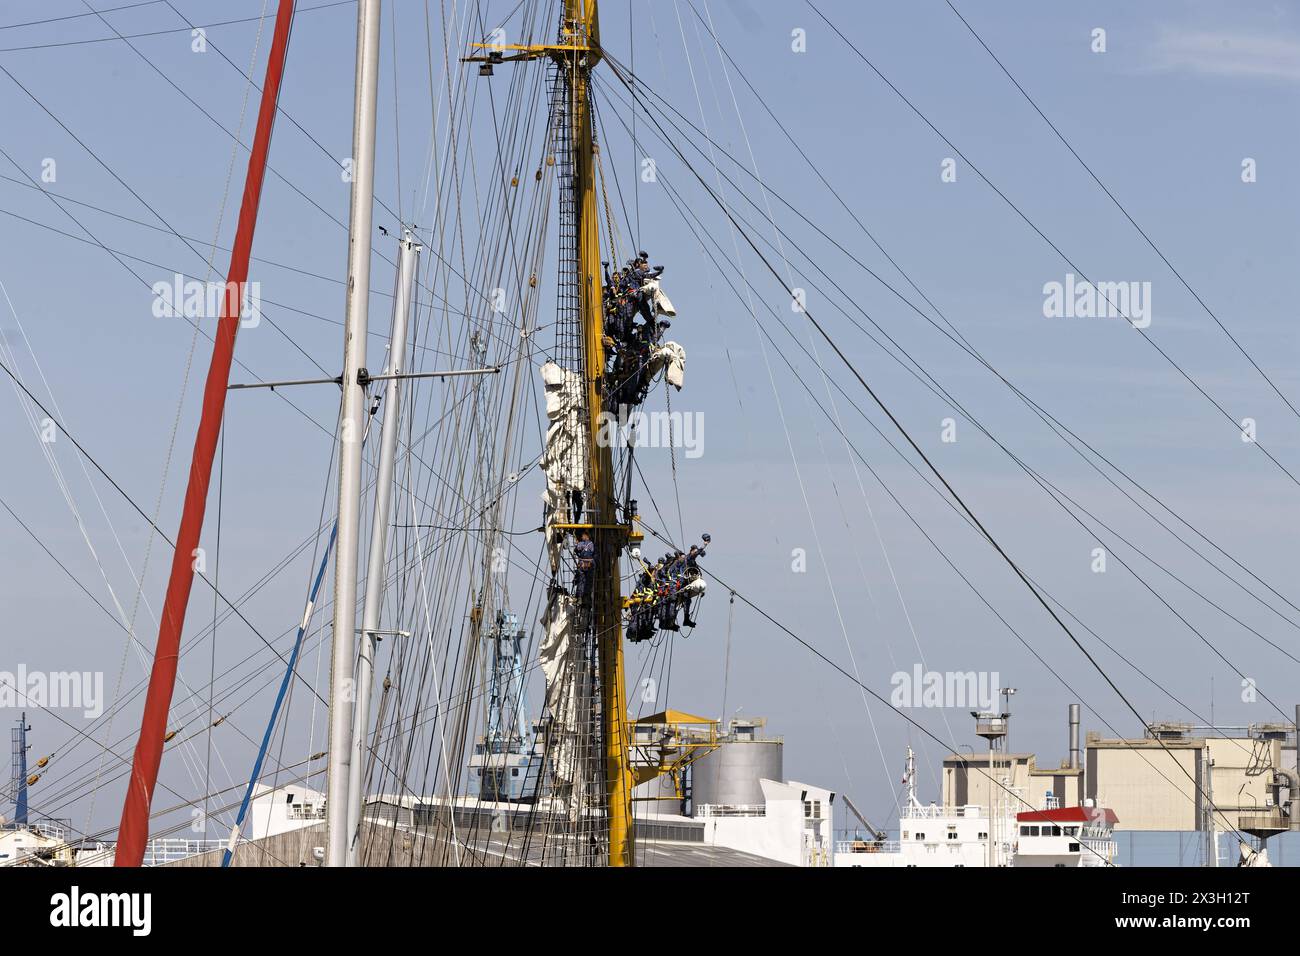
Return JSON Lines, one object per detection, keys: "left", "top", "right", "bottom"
{"left": 548, "top": 0, "right": 635, "bottom": 867}
{"left": 466, "top": 0, "right": 654, "bottom": 866}
{"left": 103, "top": 0, "right": 695, "bottom": 868}
{"left": 9, "top": 0, "right": 1277, "bottom": 886}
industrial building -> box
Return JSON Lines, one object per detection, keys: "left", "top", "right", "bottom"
{"left": 927, "top": 702, "right": 1300, "bottom": 864}
{"left": 943, "top": 754, "right": 1083, "bottom": 814}
{"left": 630, "top": 714, "right": 836, "bottom": 867}
{"left": 1087, "top": 722, "right": 1296, "bottom": 833}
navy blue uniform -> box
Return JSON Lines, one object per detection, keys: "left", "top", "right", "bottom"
{"left": 574, "top": 538, "right": 595, "bottom": 601}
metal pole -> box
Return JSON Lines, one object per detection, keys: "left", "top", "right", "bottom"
{"left": 227, "top": 367, "right": 499, "bottom": 390}
{"left": 1205, "top": 751, "right": 1216, "bottom": 867}
{"left": 1001, "top": 725, "right": 1007, "bottom": 865}
{"left": 223, "top": 522, "right": 338, "bottom": 867}
{"left": 327, "top": 0, "right": 382, "bottom": 868}
{"left": 987, "top": 737, "right": 994, "bottom": 868}
{"left": 1069, "top": 703, "right": 1080, "bottom": 769}
{"left": 345, "top": 229, "right": 420, "bottom": 865}
{"left": 15, "top": 713, "right": 28, "bottom": 826}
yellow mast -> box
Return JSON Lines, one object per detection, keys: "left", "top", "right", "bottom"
{"left": 565, "top": 0, "right": 635, "bottom": 870}
{"left": 469, "top": 0, "right": 633, "bottom": 866}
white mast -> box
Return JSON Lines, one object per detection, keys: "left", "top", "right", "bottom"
{"left": 904, "top": 746, "right": 918, "bottom": 811}
{"left": 327, "top": 0, "right": 382, "bottom": 868}
{"left": 1205, "top": 754, "right": 1218, "bottom": 867}
{"left": 346, "top": 229, "right": 420, "bottom": 865}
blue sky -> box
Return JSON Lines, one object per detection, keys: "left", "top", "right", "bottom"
{"left": 2, "top": 0, "right": 1300, "bottom": 856}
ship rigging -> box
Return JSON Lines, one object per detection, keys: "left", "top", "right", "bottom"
{"left": 1, "top": 0, "right": 1295, "bottom": 877}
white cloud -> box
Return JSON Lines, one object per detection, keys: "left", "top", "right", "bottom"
{"left": 1148, "top": 30, "right": 1300, "bottom": 82}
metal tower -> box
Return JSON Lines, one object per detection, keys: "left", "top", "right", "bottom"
{"left": 486, "top": 611, "right": 530, "bottom": 751}
{"left": 11, "top": 713, "right": 29, "bottom": 826}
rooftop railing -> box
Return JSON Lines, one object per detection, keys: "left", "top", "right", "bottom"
{"left": 695, "top": 803, "right": 765, "bottom": 818}
{"left": 140, "top": 838, "right": 223, "bottom": 866}
{"left": 835, "top": 839, "right": 900, "bottom": 854}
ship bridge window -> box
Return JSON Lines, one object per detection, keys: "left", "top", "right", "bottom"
{"left": 1049, "top": 826, "right": 1063, "bottom": 837}
{"left": 914, "top": 832, "right": 926, "bottom": 841}
{"left": 1021, "top": 825, "right": 1039, "bottom": 836}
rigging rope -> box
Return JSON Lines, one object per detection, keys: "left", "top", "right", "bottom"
{"left": 222, "top": 522, "right": 338, "bottom": 867}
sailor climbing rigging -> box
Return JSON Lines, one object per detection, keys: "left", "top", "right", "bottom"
{"left": 599, "top": 248, "right": 685, "bottom": 412}
{"left": 574, "top": 530, "right": 595, "bottom": 604}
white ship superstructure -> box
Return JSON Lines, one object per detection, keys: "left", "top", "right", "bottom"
{"left": 1013, "top": 806, "right": 1118, "bottom": 867}
{"left": 836, "top": 748, "right": 1118, "bottom": 867}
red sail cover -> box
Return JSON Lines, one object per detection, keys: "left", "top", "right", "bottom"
{"left": 115, "top": 0, "right": 298, "bottom": 867}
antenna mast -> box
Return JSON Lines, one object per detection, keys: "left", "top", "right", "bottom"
{"left": 11, "top": 714, "right": 29, "bottom": 826}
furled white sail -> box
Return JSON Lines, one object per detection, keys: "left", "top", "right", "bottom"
{"left": 539, "top": 361, "right": 589, "bottom": 571}
{"left": 649, "top": 341, "right": 686, "bottom": 390}
{"left": 641, "top": 276, "right": 676, "bottom": 317}
{"left": 537, "top": 362, "right": 592, "bottom": 814}
{"left": 538, "top": 590, "right": 581, "bottom": 795}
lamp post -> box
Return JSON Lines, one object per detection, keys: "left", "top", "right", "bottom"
{"left": 973, "top": 698, "right": 1011, "bottom": 867}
